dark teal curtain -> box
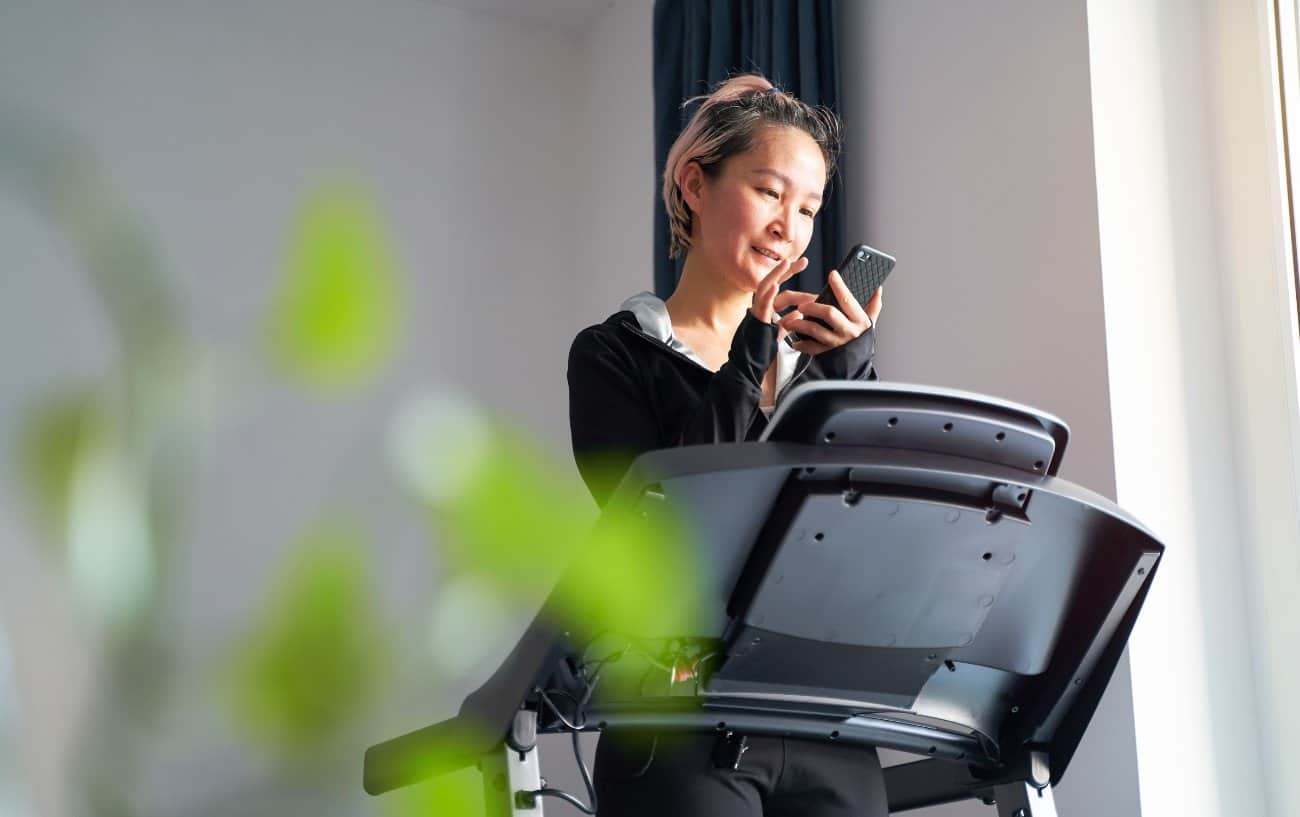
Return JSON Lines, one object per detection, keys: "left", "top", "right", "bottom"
{"left": 653, "top": 0, "right": 844, "bottom": 299}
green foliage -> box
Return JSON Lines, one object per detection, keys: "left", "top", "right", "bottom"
{"left": 556, "top": 500, "right": 707, "bottom": 643}
{"left": 225, "top": 523, "right": 388, "bottom": 756}
{"left": 17, "top": 389, "right": 101, "bottom": 547}
{"left": 266, "top": 182, "right": 402, "bottom": 390}
{"left": 433, "top": 427, "right": 595, "bottom": 595}
{"left": 422, "top": 415, "right": 708, "bottom": 657}
{"left": 384, "top": 766, "right": 483, "bottom": 817}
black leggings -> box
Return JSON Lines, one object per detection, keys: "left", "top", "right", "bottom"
{"left": 592, "top": 730, "right": 889, "bottom": 817}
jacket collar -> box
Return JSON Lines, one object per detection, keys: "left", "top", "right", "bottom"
{"left": 617, "top": 291, "right": 801, "bottom": 394}
{"left": 619, "top": 291, "right": 709, "bottom": 369}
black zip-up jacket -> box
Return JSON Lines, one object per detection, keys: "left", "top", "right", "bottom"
{"left": 568, "top": 303, "right": 878, "bottom": 507}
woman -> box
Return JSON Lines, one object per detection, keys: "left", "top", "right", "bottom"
{"left": 566, "top": 74, "right": 887, "bottom": 816}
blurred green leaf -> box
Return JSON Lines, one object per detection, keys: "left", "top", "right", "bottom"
{"left": 224, "top": 522, "right": 388, "bottom": 756}
{"left": 557, "top": 500, "right": 706, "bottom": 642}
{"left": 385, "top": 765, "right": 484, "bottom": 817}
{"left": 436, "top": 427, "right": 597, "bottom": 595}
{"left": 410, "top": 406, "right": 708, "bottom": 656}
{"left": 266, "top": 182, "right": 402, "bottom": 390}
{"left": 1, "top": 110, "right": 184, "bottom": 362}
{"left": 425, "top": 574, "right": 516, "bottom": 681}
{"left": 65, "top": 424, "right": 154, "bottom": 628}
{"left": 388, "top": 392, "right": 492, "bottom": 507}
{"left": 17, "top": 390, "right": 102, "bottom": 549}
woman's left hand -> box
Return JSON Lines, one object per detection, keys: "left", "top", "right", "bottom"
{"left": 778, "top": 269, "right": 884, "bottom": 355}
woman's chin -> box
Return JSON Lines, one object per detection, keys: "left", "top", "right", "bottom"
{"left": 743, "top": 257, "right": 776, "bottom": 284}
{"left": 733, "top": 268, "right": 765, "bottom": 293}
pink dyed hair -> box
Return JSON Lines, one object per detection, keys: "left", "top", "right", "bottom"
{"left": 662, "top": 73, "right": 842, "bottom": 258}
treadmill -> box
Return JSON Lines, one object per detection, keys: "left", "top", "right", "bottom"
{"left": 363, "top": 382, "right": 1163, "bottom": 816}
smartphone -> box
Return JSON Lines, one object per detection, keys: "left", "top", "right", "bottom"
{"left": 785, "top": 244, "right": 896, "bottom": 344}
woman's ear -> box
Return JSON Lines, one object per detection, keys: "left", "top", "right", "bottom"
{"left": 679, "top": 160, "right": 705, "bottom": 214}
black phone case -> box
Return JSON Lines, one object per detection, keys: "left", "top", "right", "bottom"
{"left": 786, "top": 244, "right": 895, "bottom": 344}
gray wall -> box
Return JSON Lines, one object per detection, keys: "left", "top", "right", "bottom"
{"left": 840, "top": 2, "right": 1139, "bottom": 815}
{"left": 0, "top": 2, "right": 593, "bottom": 815}
{"left": 543, "top": 1, "right": 656, "bottom": 811}
{"left": 570, "top": 0, "right": 655, "bottom": 318}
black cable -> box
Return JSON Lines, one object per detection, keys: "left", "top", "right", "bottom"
{"left": 630, "top": 734, "right": 659, "bottom": 779}
{"left": 578, "top": 673, "right": 601, "bottom": 709}
{"left": 570, "top": 728, "right": 598, "bottom": 810}
{"left": 535, "top": 687, "right": 584, "bottom": 731}
{"left": 582, "top": 643, "right": 632, "bottom": 679}
{"left": 692, "top": 651, "right": 722, "bottom": 695}
{"left": 529, "top": 684, "right": 600, "bottom": 814}
{"left": 549, "top": 685, "right": 598, "bottom": 808}
{"left": 531, "top": 787, "right": 597, "bottom": 814}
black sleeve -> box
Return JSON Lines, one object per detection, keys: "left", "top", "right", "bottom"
{"left": 567, "top": 325, "right": 664, "bottom": 509}
{"left": 567, "top": 313, "right": 778, "bottom": 508}
{"left": 789, "top": 324, "right": 880, "bottom": 388}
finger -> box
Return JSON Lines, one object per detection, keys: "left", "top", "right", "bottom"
{"left": 827, "top": 270, "right": 869, "bottom": 324}
{"left": 763, "top": 254, "right": 803, "bottom": 288}
{"left": 776, "top": 255, "right": 809, "bottom": 285}
{"left": 774, "top": 288, "right": 816, "bottom": 310}
{"left": 790, "top": 338, "right": 831, "bottom": 355}
{"left": 796, "top": 300, "right": 855, "bottom": 336}
{"left": 752, "top": 260, "right": 790, "bottom": 316}
{"left": 866, "top": 286, "right": 883, "bottom": 326}
{"left": 782, "top": 317, "right": 840, "bottom": 347}
{"left": 758, "top": 256, "right": 810, "bottom": 319}
{"left": 774, "top": 290, "right": 818, "bottom": 310}
{"left": 753, "top": 268, "right": 786, "bottom": 320}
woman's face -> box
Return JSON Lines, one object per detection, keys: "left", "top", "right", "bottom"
{"left": 683, "top": 125, "right": 827, "bottom": 292}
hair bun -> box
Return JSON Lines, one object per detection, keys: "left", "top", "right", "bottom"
{"left": 701, "top": 73, "right": 773, "bottom": 106}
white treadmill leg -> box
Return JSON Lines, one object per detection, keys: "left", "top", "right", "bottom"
{"left": 991, "top": 780, "right": 1058, "bottom": 817}
{"left": 481, "top": 712, "right": 543, "bottom": 817}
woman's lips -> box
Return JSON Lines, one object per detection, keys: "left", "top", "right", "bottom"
{"left": 752, "top": 246, "right": 782, "bottom": 262}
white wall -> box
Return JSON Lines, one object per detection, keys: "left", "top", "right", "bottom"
{"left": 1087, "top": 4, "right": 1261, "bottom": 815}
{"left": 1090, "top": 0, "right": 1300, "bottom": 815}
{"left": 840, "top": 2, "right": 1141, "bottom": 815}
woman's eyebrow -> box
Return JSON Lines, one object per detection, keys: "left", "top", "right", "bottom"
{"left": 749, "top": 168, "right": 822, "bottom": 202}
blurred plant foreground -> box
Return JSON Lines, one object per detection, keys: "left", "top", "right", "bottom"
{"left": 1, "top": 112, "right": 705, "bottom": 816}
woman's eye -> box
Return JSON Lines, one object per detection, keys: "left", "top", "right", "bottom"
{"left": 801, "top": 208, "right": 815, "bottom": 218}
{"left": 762, "top": 188, "right": 780, "bottom": 199}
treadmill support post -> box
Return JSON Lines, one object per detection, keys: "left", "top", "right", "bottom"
{"left": 481, "top": 710, "right": 543, "bottom": 817}
{"left": 991, "top": 781, "right": 1059, "bottom": 817}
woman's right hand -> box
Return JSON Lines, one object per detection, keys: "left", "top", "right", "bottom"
{"left": 750, "top": 255, "right": 810, "bottom": 323}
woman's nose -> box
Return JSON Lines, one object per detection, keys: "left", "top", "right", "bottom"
{"left": 770, "top": 207, "right": 797, "bottom": 242}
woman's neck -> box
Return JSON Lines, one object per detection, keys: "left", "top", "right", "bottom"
{"left": 664, "top": 252, "right": 752, "bottom": 337}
